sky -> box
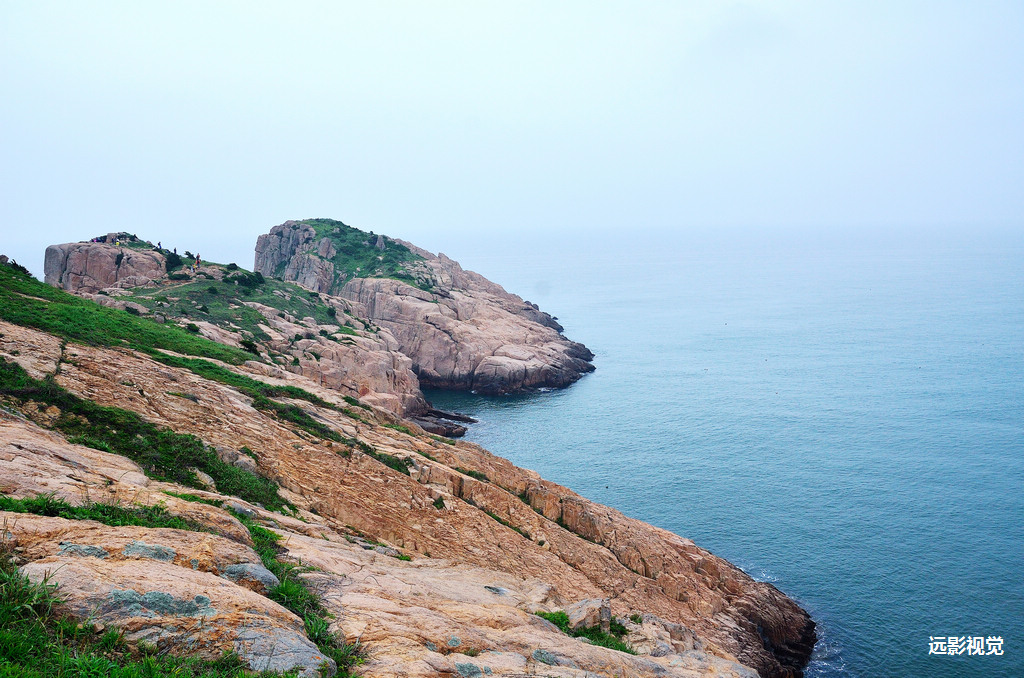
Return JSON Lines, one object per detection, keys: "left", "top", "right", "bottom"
{"left": 1, "top": 1, "right": 1022, "bottom": 278}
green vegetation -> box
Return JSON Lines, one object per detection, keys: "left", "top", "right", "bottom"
{"left": 535, "top": 611, "right": 636, "bottom": 655}
{"left": 0, "top": 358, "right": 292, "bottom": 513}
{"left": 0, "top": 261, "right": 250, "bottom": 365}
{"left": 0, "top": 493, "right": 205, "bottom": 532}
{"left": 629, "top": 613, "right": 644, "bottom": 625}
{"left": 364, "top": 449, "right": 413, "bottom": 476}
{"left": 432, "top": 495, "right": 445, "bottom": 510}
{"left": 161, "top": 490, "right": 225, "bottom": 508}
{"left": 293, "top": 218, "right": 429, "bottom": 290}
{"left": 455, "top": 467, "right": 489, "bottom": 482}
{"left": 0, "top": 516, "right": 285, "bottom": 677}
{"left": 383, "top": 423, "right": 414, "bottom": 435}
{"left": 231, "top": 511, "right": 363, "bottom": 676}
{"left": 251, "top": 395, "right": 347, "bottom": 444}
{"left": 483, "top": 510, "right": 529, "bottom": 539}
{"left": 127, "top": 267, "right": 351, "bottom": 343}
{"left": 428, "top": 434, "right": 455, "bottom": 446}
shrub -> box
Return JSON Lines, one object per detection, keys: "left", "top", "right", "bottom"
{"left": 124, "top": 306, "right": 140, "bottom": 316}
{"left": 239, "top": 339, "right": 260, "bottom": 355}
{"left": 186, "top": 323, "right": 200, "bottom": 333}
{"left": 226, "top": 262, "right": 239, "bottom": 271}
{"left": 165, "top": 252, "right": 183, "bottom": 271}
{"left": 207, "top": 286, "right": 218, "bottom": 294}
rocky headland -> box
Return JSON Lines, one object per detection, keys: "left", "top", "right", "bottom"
{"left": 2, "top": 227, "right": 816, "bottom": 677}
{"left": 255, "top": 219, "right": 595, "bottom": 394}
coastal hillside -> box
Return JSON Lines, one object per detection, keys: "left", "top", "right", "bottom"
{"left": 4, "top": 241, "right": 815, "bottom": 677}
{"left": 255, "top": 219, "right": 596, "bottom": 393}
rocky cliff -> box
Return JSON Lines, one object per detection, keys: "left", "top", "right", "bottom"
{"left": 40, "top": 237, "right": 431, "bottom": 417}
{"left": 45, "top": 233, "right": 167, "bottom": 293}
{"left": 8, "top": 241, "right": 816, "bottom": 677}
{"left": 255, "top": 219, "right": 595, "bottom": 393}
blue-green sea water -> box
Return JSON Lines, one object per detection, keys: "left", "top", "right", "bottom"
{"left": 424, "top": 232, "right": 1023, "bottom": 678}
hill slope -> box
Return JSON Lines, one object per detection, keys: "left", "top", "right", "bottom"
{"left": 4, "top": 254, "right": 815, "bottom": 677}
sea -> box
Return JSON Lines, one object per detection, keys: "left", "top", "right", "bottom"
{"left": 423, "top": 229, "right": 1023, "bottom": 678}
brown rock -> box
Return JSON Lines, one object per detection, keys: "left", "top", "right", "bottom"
{"left": 44, "top": 242, "right": 166, "bottom": 293}
{"left": 253, "top": 221, "right": 596, "bottom": 393}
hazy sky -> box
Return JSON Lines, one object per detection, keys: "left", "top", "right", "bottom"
{"left": 2, "top": 1, "right": 1022, "bottom": 277}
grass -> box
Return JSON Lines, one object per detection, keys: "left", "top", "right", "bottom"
{"left": 382, "top": 423, "right": 414, "bottom": 436}
{"left": 0, "top": 358, "right": 292, "bottom": 513}
{"left": 295, "top": 218, "right": 430, "bottom": 291}
{"left": 231, "top": 511, "right": 363, "bottom": 676}
{"left": 0, "top": 535, "right": 283, "bottom": 677}
{"left": 0, "top": 493, "right": 206, "bottom": 532}
{"left": 535, "top": 611, "right": 636, "bottom": 655}
{"left": 161, "top": 490, "right": 225, "bottom": 508}
{"left": 365, "top": 450, "right": 413, "bottom": 476}
{"left": 0, "top": 261, "right": 249, "bottom": 365}
{"left": 113, "top": 258, "right": 374, "bottom": 349}
{"left": 455, "top": 467, "right": 489, "bottom": 482}
{"left": 483, "top": 510, "right": 530, "bottom": 540}
{"left": 0, "top": 260, "right": 369, "bottom": 435}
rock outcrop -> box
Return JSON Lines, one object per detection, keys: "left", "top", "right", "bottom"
{"left": 255, "top": 220, "right": 596, "bottom": 393}
{"left": 45, "top": 236, "right": 167, "bottom": 293}
{"left": 1, "top": 318, "right": 816, "bottom": 677}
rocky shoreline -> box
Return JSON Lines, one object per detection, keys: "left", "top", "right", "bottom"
{"left": 15, "top": 226, "right": 818, "bottom": 677}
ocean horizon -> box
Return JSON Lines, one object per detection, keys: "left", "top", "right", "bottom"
{"left": 425, "top": 230, "right": 1024, "bottom": 677}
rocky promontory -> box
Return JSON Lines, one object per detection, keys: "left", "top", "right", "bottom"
{"left": 255, "top": 219, "right": 595, "bottom": 393}
{"left": 8, "top": 228, "right": 817, "bottom": 677}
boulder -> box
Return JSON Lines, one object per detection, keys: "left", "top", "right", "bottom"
{"left": 564, "top": 598, "right": 612, "bottom": 633}
{"left": 44, "top": 242, "right": 166, "bottom": 293}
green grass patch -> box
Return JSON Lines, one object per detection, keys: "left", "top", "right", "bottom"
{"left": 161, "top": 490, "right": 225, "bottom": 508}
{"left": 0, "top": 261, "right": 249, "bottom": 365}
{"left": 230, "top": 511, "right": 362, "bottom": 676}
{"left": 382, "top": 423, "right": 414, "bottom": 436}
{"left": 298, "top": 218, "right": 429, "bottom": 291}
{"left": 0, "top": 493, "right": 206, "bottom": 532}
{"left": 428, "top": 434, "right": 456, "bottom": 446}
{"left": 484, "top": 510, "right": 529, "bottom": 539}
{"left": 535, "top": 611, "right": 636, "bottom": 655}
{"left": 0, "top": 537, "right": 280, "bottom": 677}
{"left": 0, "top": 358, "right": 291, "bottom": 513}
{"left": 455, "top": 467, "right": 489, "bottom": 482}
{"left": 365, "top": 450, "right": 412, "bottom": 476}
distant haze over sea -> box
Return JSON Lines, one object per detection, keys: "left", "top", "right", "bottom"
{"left": 427, "top": 229, "right": 1024, "bottom": 678}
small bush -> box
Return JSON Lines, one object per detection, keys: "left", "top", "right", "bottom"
{"left": 239, "top": 339, "right": 260, "bottom": 355}
{"left": 186, "top": 323, "right": 200, "bottom": 333}
{"left": 124, "top": 306, "right": 140, "bottom": 316}
{"left": 165, "top": 252, "right": 183, "bottom": 271}
{"left": 207, "top": 286, "right": 218, "bottom": 294}
{"left": 226, "top": 263, "right": 239, "bottom": 271}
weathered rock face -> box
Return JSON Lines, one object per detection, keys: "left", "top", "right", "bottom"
{"left": 254, "top": 220, "right": 596, "bottom": 393}
{"left": 1, "top": 320, "right": 816, "bottom": 677}
{"left": 39, "top": 240, "right": 429, "bottom": 416}
{"left": 44, "top": 241, "right": 166, "bottom": 293}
